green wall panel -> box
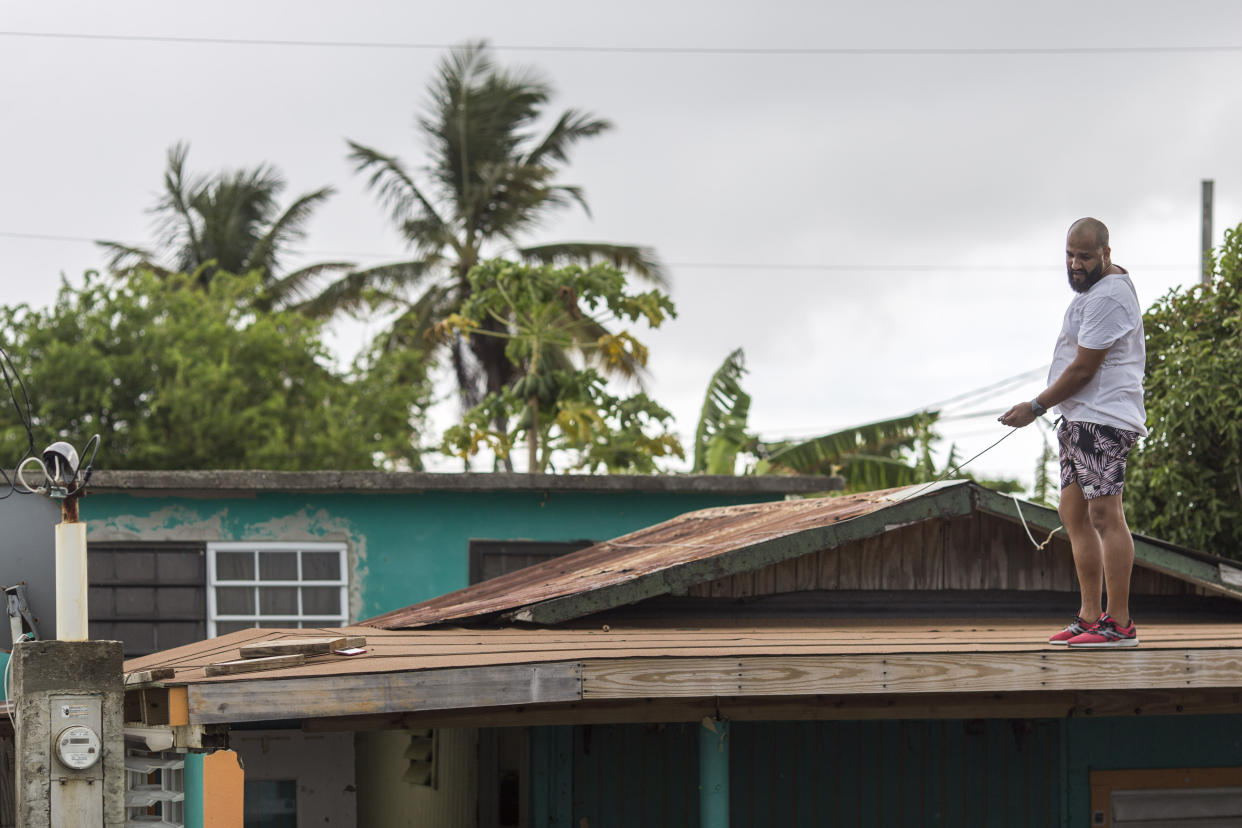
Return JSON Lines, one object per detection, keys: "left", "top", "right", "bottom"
{"left": 570, "top": 722, "right": 699, "bottom": 828}
{"left": 549, "top": 719, "right": 1063, "bottom": 828}
{"left": 544, "top": 715, "right": 1242, "bottom": 827}
{"left": 83, "top": 489, "right": 774, "bottom": 619}
{"left": 1064, "top": 714, "right": 1242, "bottom": 828}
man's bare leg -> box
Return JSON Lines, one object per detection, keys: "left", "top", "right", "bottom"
{"left": 1058, "top": 483, "right": 1104, "bottom": 620}
{"left": 1086, "top": 493, "right": 1135, "bottom": 626}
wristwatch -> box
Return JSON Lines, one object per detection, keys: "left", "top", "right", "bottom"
{"left": 1030, "top": 398, "right": 1047, "bottom": 417}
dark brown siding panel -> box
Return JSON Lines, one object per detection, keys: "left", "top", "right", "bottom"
{"left": 88, "top": 542, "right": 206, "bottom": 658}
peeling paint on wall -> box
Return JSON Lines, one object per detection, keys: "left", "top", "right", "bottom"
{"left": 86, "top": 501, "right": 369, "bottom": 621}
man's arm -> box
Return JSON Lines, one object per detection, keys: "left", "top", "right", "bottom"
{"left": 1000, "top": 346, "right": 1107, "bottom": 428}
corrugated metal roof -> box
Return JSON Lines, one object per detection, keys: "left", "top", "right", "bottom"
{"left": 362, "top": 480, "right": 1242, "bottom": 630}
{"left": 363, "top": 482, "right": 963, "bottom": 629}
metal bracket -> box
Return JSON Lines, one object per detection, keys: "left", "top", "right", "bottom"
{"left": 4, "top": 582, "right": 39, "bottom": 644}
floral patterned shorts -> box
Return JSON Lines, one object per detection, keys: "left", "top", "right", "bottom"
{"left": 1058, "top": 420, "right": 1139, "bottom": 499}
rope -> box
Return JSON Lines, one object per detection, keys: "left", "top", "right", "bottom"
{"left": 1011, "top": 492, "right": 1062, "bottom": 550}
{"left": 894, "top": 427, "right": 1020, "bottom": 502}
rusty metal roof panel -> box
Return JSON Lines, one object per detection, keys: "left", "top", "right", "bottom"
{"left": 363, "top": 482, "right": 963, "bottom": 630}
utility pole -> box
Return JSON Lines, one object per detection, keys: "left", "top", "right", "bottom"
{"left": 1202, "top": 179, "right": 1215, "bottom": 285}
{"left": 12, "top": 438, "right": 124, "bottom": 826}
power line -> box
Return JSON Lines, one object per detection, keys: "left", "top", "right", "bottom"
{"left": 921, "top": 366, "right": 1050, "bottom": 411}
{"left": 0, "top": 231, "right": 1196, "bottom": 274}
{"left": 2, "top": 31, "right": 1242, "bottom": 56}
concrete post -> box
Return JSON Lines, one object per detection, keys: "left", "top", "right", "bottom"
{"left": 12, "top": 640, "right": 125, "bottom": 827}
{"left": 699, "top": 717, "right": 730, "bottom": 828}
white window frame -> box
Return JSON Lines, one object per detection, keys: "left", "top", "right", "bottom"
{"left": 206, "top": 541, "right": 349, "bottom": 637}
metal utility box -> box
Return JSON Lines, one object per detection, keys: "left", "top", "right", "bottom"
{"left": 0, "top": 494, "right": 60, "bottom": 645}
{"left": 49, "top": 693, "right": 105, "bottom": 822}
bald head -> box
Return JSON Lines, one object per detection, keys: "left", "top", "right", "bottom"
{"left": 1068, "top": 217, "right": 1110, "bottom": 249}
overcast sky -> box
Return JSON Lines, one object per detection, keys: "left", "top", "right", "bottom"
{"left": 2, "top": 1, "right": 1240, "bottom": 485}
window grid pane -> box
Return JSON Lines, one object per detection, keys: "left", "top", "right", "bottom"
{"left": 208, "top": 544, "right": 347, "bottom": 637}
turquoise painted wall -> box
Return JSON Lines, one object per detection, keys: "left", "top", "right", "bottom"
{"left": 534, "top": 715, "right": 1242, "bottom": 827}
{"left": 82, "top": 489, "right": 777, "bottom": 620}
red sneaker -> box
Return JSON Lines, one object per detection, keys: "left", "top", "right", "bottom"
{"left": 1067, "top": 614, "right": 1139, "bottom": 648}
{"left": 1048, "top": 616, "right": 1091, "bottom": 645}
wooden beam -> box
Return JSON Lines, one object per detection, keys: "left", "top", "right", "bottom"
{"left": 580, "top": 650, "right": 1242, "bottom": 699}
{"left": 304, "top": 691, "right": 1080, "bottom": 730}
{"left": 300, "top": 687, "right": 1242, "bottom": 730}
{"left": 1070, "top": 688, "right": 1242, "bottom": 718}
{"left": 135, "top": 687, "right": 171, "bottom": 726}
{"left": 190, "top": 648, "right": 1242, "bottom": 725}
{"left": 509, "top": 484, "right": 975, "bottom": 625}
{"left": 168, "top": 686, "right": 189, "bottom": 727}
{"left": 187, "top": 662, "right": 582, "bottom": 724}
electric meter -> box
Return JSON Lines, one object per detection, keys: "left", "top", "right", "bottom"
{"left": 54, "top": 725, "right": 102, "bottom": 771}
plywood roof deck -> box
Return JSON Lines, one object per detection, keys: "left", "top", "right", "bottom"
{"left": 126, "top": 620, "right": 1242, "bottom": 683}
{"left": 123, "top": 620, "right": 1242, "bottom": 727}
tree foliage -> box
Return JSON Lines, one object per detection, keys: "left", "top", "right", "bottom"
{"left": 0, "top": 270, "right": 429, "bottom": 471}
{"left": 438, "top": 260, "right": 682, "bottom": 473}
{"left": 692, "top": 348, "right": 752, "bottom": 474}
{"left": 333, "top": 41, "right": 663, "bottom": 414}
{"left": 97, "top": 143, "right": 351, "bottom": 310}
{"left": 1126, "top": 224, "right": 1242, "bottom": 556}
{"left": 691, "top": 347, "right": 1023, "bottom": 493}
{"left": 691, "top": 347, "right": 939, "bottom": 486}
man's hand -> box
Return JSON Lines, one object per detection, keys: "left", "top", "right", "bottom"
{"left": 999, "top": 402, "right": 1036, "bottom": 428}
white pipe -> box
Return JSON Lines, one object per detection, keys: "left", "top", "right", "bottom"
{"left": 55, "top": 521, "right": 89, "bottom": 641}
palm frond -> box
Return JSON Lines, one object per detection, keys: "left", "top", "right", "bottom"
{"left": 542, "top": 184, "right": 592, "bottom": 218}
{"left": 291, "top": 259, "right": 440, "bottom": 318}
{"left": 95, "top": 241, "right": 162, "bottom": 275}
{"left": 516, "top": 242, "right": 668, "bottom": 287}
{"left": 248, "top": 186, "right": 336, "bottom": 279}
{"left": 261, "top": 261, "right": 356, "bottom": 311}
{"left": 154, "top": 142, "right": 206, "bottom": 267}
{"left": 692, "top": 348, "right": 752, "bottom": 474}
{"left": 833, "top": 454, "right": 927, "bottom": 492}
{"left": 347, "top": 140, "right": 446, "bottom": 241}
{"left": 761, "top": 412, "right": 939, "bottom": 475}
{"left": 525, "top": 109, "right": 612, "bottom": 167}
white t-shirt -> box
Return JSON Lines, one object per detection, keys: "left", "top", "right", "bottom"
{"left": 1048, "top": 271, "right": 1148, "bottom": 436}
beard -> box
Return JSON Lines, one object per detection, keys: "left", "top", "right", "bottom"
{"left": 1067, "top": 261, "right": 1106, "bottom": 293}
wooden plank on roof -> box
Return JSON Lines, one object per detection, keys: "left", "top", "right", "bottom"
{"left": 580, "top": 649, "right": 1242, "bottom": 699}
{"left": 186, "top": 662, "right": 582, "bottom": 724}
{"left": 296, "top": 686, "right": 1242, "bottom": 730}
{"left": 205, "top": 654, "right": 306, "bottom": 677}
{"left": 239, "top": 637, "right": 348, "bottom": 658}
{"left": 125, "top": 667, "right": 175, "bottom": 686}
{"left": 508, "top": 484, "right": 976, "bottom": 625}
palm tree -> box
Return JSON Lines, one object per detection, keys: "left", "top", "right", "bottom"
{"left": 317, "top": 41, "right": 664, "bottom": 410}
{"left": 97, "top": 143, "right": 352, "bottom": 310}
{"left": 693, "top": 348, "right": 941, "bottom": 488}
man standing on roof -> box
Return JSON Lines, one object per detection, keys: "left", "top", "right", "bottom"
{"left": 999, "top": 217, "right": 1148, "bottom": 648}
